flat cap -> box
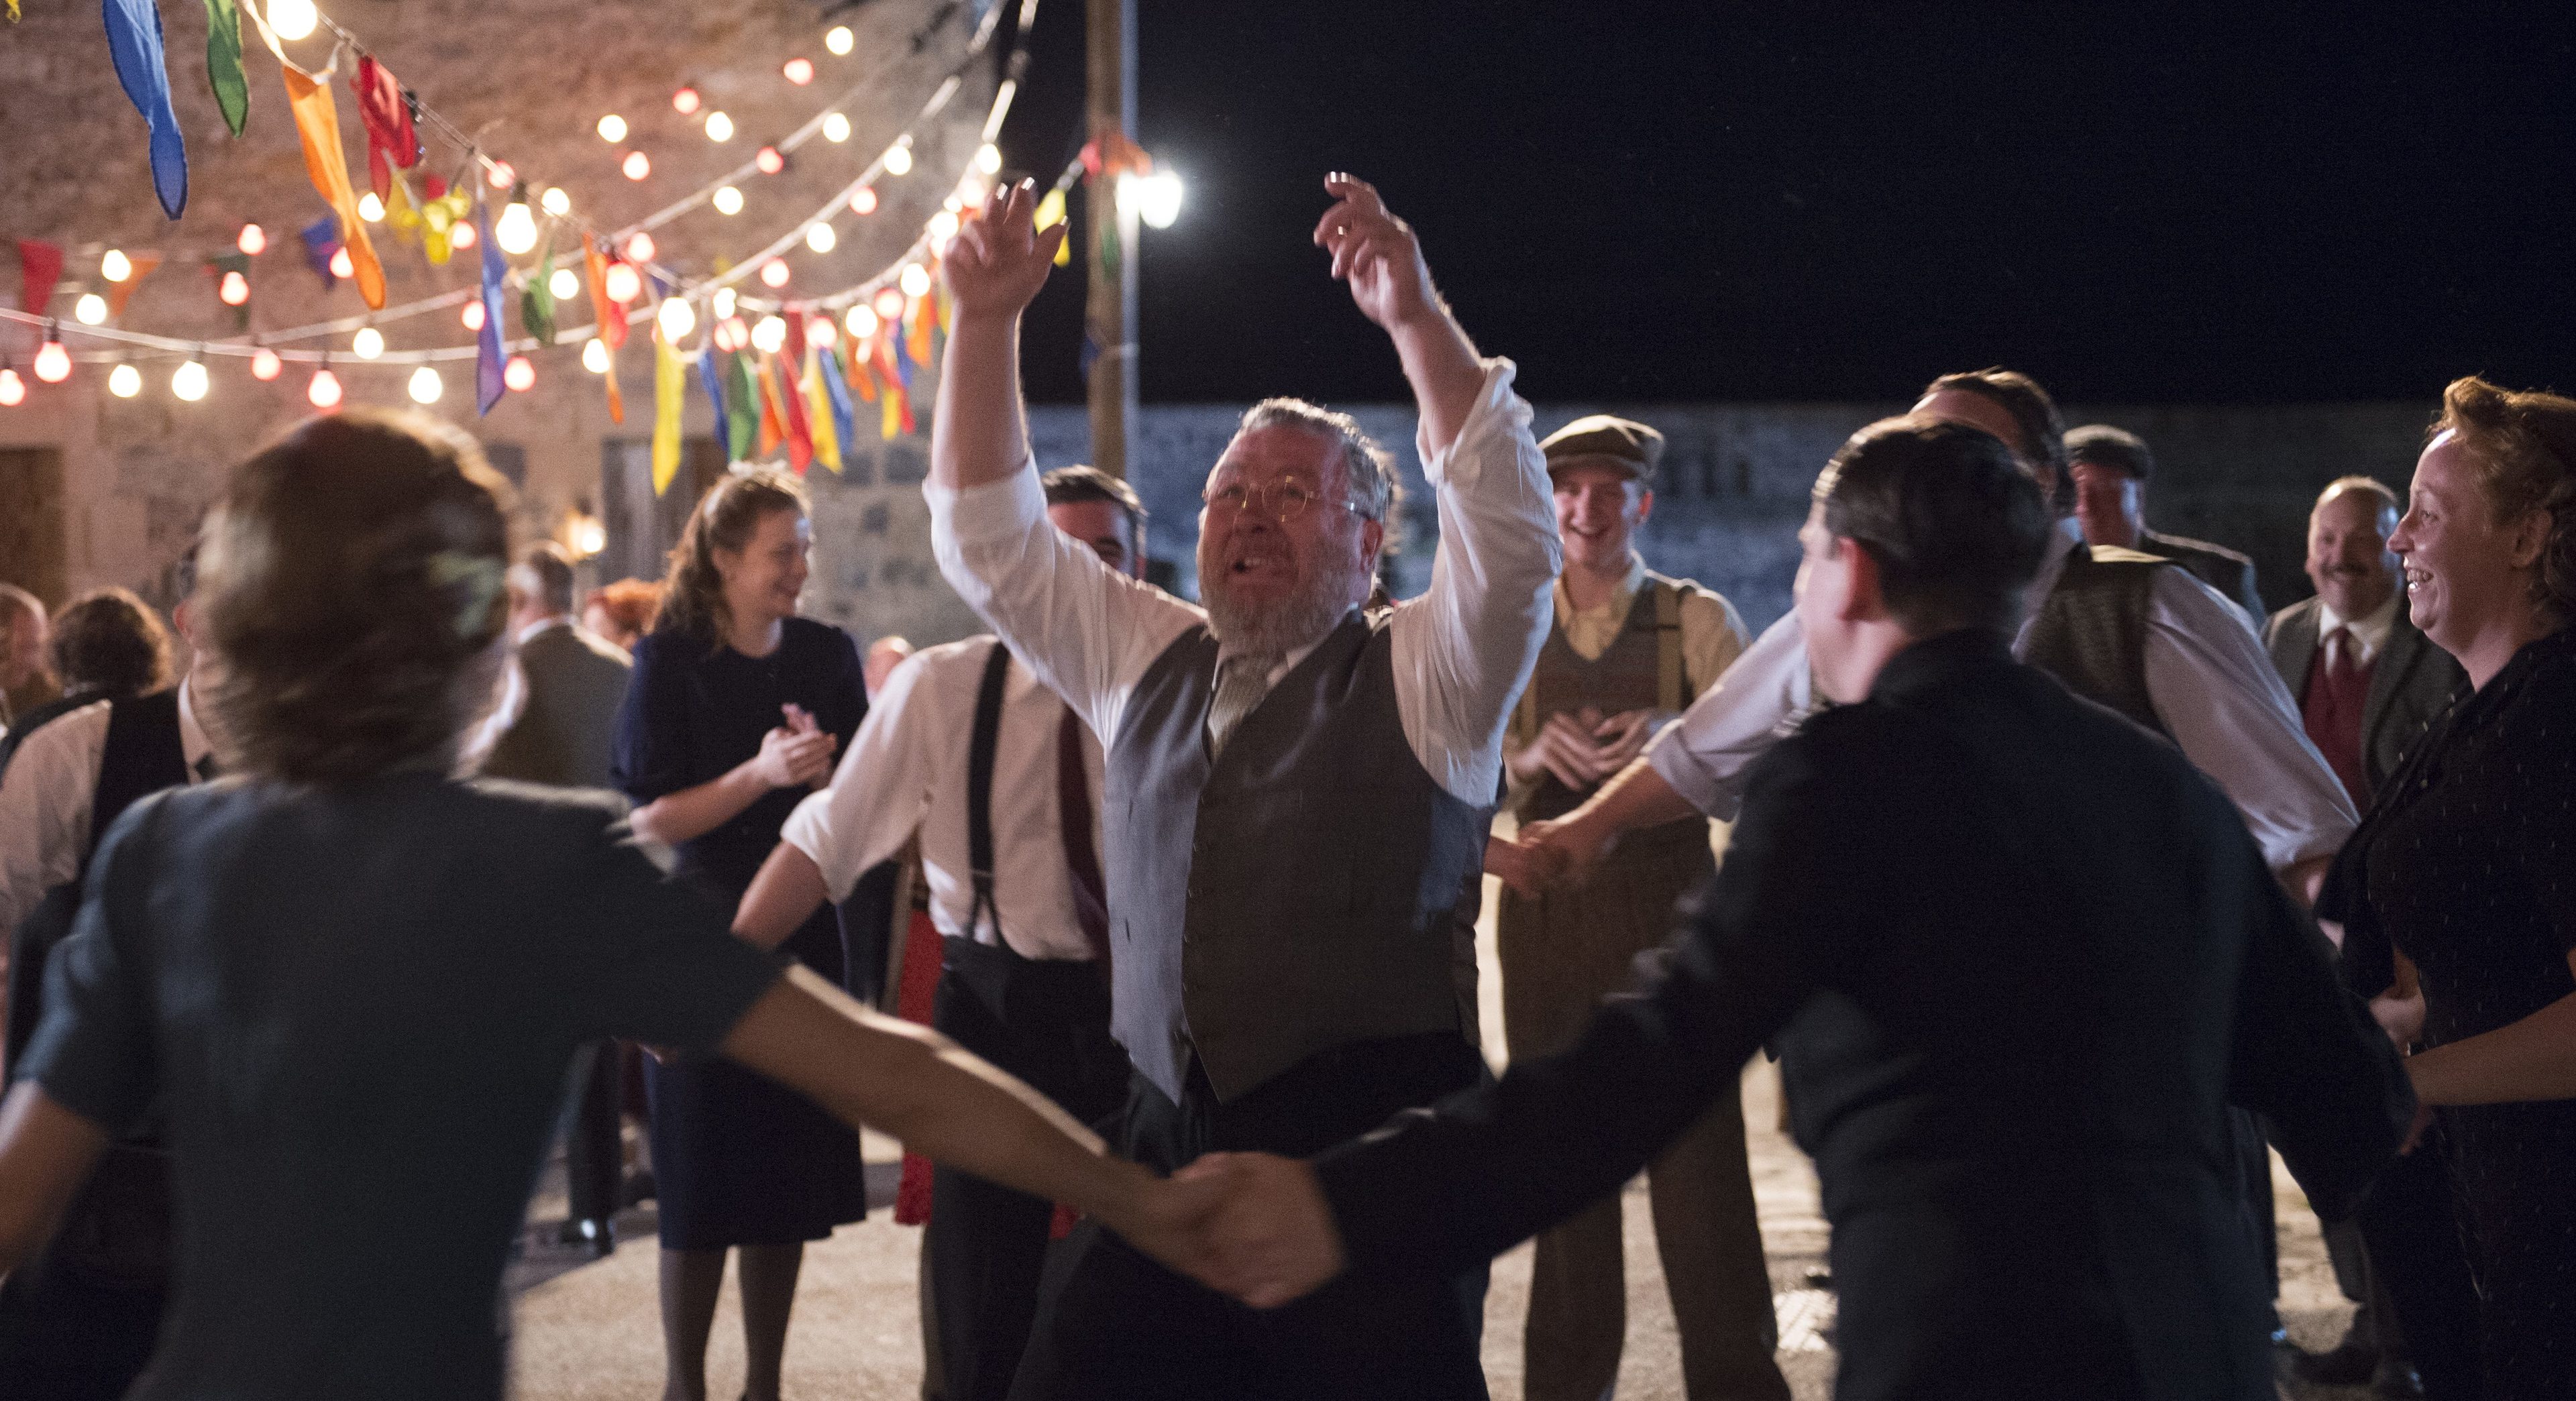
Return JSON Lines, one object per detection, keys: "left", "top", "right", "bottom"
{"left": 1538, "top": 414, "right": 1665, "bottom": 485}
{"left": 2064, "top": 424, "right": 2155, "bottom": 482}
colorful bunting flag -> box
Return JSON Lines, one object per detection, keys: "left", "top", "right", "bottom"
{"left": 697, "top": 344, "right": 731, "bottom": 459}
{"left": 17, "top": 240, "right": 62, "bottom": 319}
{"left": 725, "top": 351, "right": 760, "bottom": 462}
{"left": 774, "top": 349, "right": 814, "bottom": 471}
{"left": 580, "top": 233, "right": 626, "bottom": 349}
{"left": 352, "top": 55, "right": 419, "bottom": 201}
{"left": 652, "top": 333, "right": 685, "bottom": 495}
{"left": 521, "top": 231, "right": 557, "bottom": 345}
{"left": 105, "top": 0, "right": 189, "bottom": 218}
{"left": 202, "top": 0, "right": 248, "bottom": 137}
{"left": 755, "top": 355, "right": 788, "bottom": 457}
{"left": 802, "top": 350, "right": 841, "bottom": 473}
{"left": 300, "top": 215, "right": 341, "bottom": 288}
{"left": 601, "top": 337, "right": 624, "bottom": 425}
{"left": 283, "top": 62, "right": 386, "bottom": 308}
{"left": 105, "top": 253, "right": 162, "bottom": 317}
{"left": 819, "top": 347, "right": 857, "bottom": 458}
{"left": 474, "top": 196, "right": 505, "bottom": 414}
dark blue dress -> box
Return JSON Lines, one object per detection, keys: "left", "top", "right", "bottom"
{"left": 614, "top": 616, "right": 871, "bottom": 1249}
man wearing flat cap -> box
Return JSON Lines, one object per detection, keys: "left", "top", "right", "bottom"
{"left": 2066, "top": 424, "right": 2266, "bottom": 622}
{"left": 1493, "top": 414, "right": 1785, "bottom": 1401}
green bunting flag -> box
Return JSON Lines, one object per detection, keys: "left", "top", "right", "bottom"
{"left": 521, "top": 231, "right": 557, "bottom": 345}
{"left": 202, "top": 0, "right": 248, "bottom": 136}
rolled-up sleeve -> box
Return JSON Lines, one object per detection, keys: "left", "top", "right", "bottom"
{"left": 782, "top": 650, "right": 938, "bottom": 903}
{"left": 1646, "top": 612, "right": 1815, "bottom": 821}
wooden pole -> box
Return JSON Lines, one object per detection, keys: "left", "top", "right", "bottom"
{"left": 1083, "top": 0, "right": 1137, "bottom": 479}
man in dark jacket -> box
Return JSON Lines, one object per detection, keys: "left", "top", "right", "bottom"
{"left": 1173, "top": 417, "right": 2413, "bottom": 1401}
{"left": 2066, "top": 424, "right": 2267, "bottom": 621}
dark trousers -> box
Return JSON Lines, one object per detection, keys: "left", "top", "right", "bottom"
{"left": 561, "top": 1040, "right": 625, "bottom": 1227}
{"left": 2357, "top": 1133, "right": 2483, "bottom": 1400}
{"left": 0, "top": 1252, "right": 162, "bottom": 1400}
{"left": 1009, "top": 1033, "right": 1495, "bottom": 1401}
{"left": 926, "top": 938, "right": 1128, "bottom": 1401}
{"left": 2230, "top": 1107, "right": 2279, "bottom": 1330}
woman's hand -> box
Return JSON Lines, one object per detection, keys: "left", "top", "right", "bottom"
{"left": 749, "top": 724, "right": 837, "bottom": 790}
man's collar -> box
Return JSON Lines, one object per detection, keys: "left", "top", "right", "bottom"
{"left": 176, "top": 677, "right": 213, "bottom": 773}
{"left": 1553, "top": 551, "right": 1648, "bottom": 620}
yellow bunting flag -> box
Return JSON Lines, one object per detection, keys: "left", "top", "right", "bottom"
{"left": 651, "top": 332, "right": 684, "bottom": 495}
{"left": 1036, "top": 187, "right": 1070, "bottom": 266}
{"left": 282, "top": 64, "right": 385, "bottom": 309}
{"left": 803, "top": 351, "right": 841, "bottom": 473}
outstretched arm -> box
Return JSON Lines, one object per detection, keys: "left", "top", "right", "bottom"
{"left": 933, "top": 180, "right": 1063, "bottom": 496}
{"left": 1313, "top": 174, "right": 1484, "bottom": 457}
{"left": 0, "top": 1084, "right": 108, "bottom": 1280}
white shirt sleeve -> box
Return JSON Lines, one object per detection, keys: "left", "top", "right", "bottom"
{"left": 1644, "top": 611, "right": 1814, "bottom": 821}
{"left": 1388, "top": 358, "right": 1564, "bottom": 805}
{"left": 0, "top": 701, "right": 112, "bottom": 937}
{"left": 780, "top": 649, "right": 945, "bottom": 903}
{"left": 2140, "top": 567, "right": 2359, "bottom": 873}
{"left": 929, "top": 467, "right": 1201, "bottom": 748}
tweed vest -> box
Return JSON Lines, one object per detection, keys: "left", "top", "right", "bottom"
{"left": 2022, "top": 544, "right": 2168, "bottom": 735}
{"left": 1104, "top": 610, "right": 1487, "bottom": 1103}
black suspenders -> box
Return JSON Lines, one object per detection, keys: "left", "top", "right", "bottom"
{"left": 963, "top": 640, "right": 1012, "bottom": 944}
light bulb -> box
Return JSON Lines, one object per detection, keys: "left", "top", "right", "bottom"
{"left": 494, "top": 201, "right": 538, "bottom": 255}
{"left": 237, "top": 223, "right": 266, "bottom": 256}
{"left": 714, "top": 317, "right": 748, "bottom": 352}
{"left": 34, "top": 340, "right": 72, "bottom": 383}
{"left": 218, "top": 270, "right": 250, "bottom": 305}
{"left": 408, "top": 366, "right": 443, "bottom": 404}
{"left": 603, "top": 262, "right": 641, "bottom": 304}
{"left": 449, "top": 220, "right": 476, "bottom": 250}
{"left": 850, "top": 186, "right": 878, "bottom": 215}
{"left": 549, "top": 268, "right": 582, "bottom": 300}
{"left": 597, "top": 114, "right": 627, "bottom": 143}
{"left": 624, "top": 232, "right": 656, "bottom": 264}
{"left": 1136, "top": 169, "right": 1184, "bottom": 229}
{"left": 657, "top": 297, "right": 696, "bottom": 341}
{"left": 0, "top": 369, "right": 23, "bottom": 406}
{"left": 759, "top": 259, "right": 791, "bottom": 289}
{"left": 826, "top": 24, "right": 854, "bottom": 55}
{"left": 783, "top": 57, "right": 814, "bottom": 85}
{"left": 329, "top": 247, "right": 356, "bottom": 279}
{"left": 882, "top": 142, "right": 912, "bottom": 176}
{"left": 928, "top": 209, "right": 959, "bottom": 245}
{"left": 899, "top": 262, "right": 931, "bottom": 298}
{"left": 171, "top": 359, "right": 209, "bottom": 402}
{"left": 486, "top": 161, "right": 515, "bottom": 190}
{"left": 623, "top": 150, "right": 651, "bottom": 181}
{"left": 503, "top": 355, "right": 535, "bottom": 392}
{"left": 975, "top": 143, "right": 1002, "bottom": 175}
{"left": 704, "top": 111, "right": 734, "bottom": 143}
{"left": 540, "top": 186, "right": 572, "bottom": 217}
{"left": 249, "top": 346, "right": 281, "bottom": 381}
{"left": 582, "top": 337, "right": 612, "bottom": 373}
{"left": 357, "top": 191, "right": 386, "bottom": 222}
{"left": 807, "top": 315, "right": 836, "bottom": 347}
{"left": 268, "top": 0, "right": 317, "bottom": 40}
{"left": 102, "top": 249, "right": 132, "bottom": 282}
{"left": 307, "top": 367, "right": 341, "bottom": 408}
{"left": 873, "top": 286, "right": 906, "bottom": 321}
{"left": 822, "top": 112, "right": 851, "bottom": 144}
{"left": 462, "top": 300, "right": 486, "bottom": 331}
{"left": 755, "top": 146, "right": 784, "bottom": 176}
{"left": 672, "top": 87, "right": 701, "bottom": 115}
{"left": 352, "top": 327, "right": 384, "bottom": 359}
{"left": 108, "top": 363, "right": 142, "bottom": 398}
{"left": 74, "top": 293, "right": 108, "bottom": 325}
{"left": 751, "top": 316, "right": 787, "bottom": 354}
{"left": 805, "top": 223, "right": 836, "bottom": 254}
{"left": 712, "top": 185, "right": 745, "bottom": 216}
{"left": 844, "top": 304, "right": 877, "bottom": 339}
{"left": 712, "top": 287, "right": 737, "bottom": 321}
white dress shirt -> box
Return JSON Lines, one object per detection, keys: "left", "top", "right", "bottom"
{"left": 0, "top": 681, "right": 215, "bottom": 937}
{"left": 1646, "top": 533, "right": 2360, "bottom": 875}
{"left": 781, "top": 638, "right": 1108, "bottom": 961}
{"left": 928, "top": 357, "right": 1563, "bottom": 807}
{"left": 2316, "top": 591, "right": 2402, "bottom": 669}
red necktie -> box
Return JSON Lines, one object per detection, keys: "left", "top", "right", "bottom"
{"left": 1057, "top": 703, "right": 1112, "bottom": 970}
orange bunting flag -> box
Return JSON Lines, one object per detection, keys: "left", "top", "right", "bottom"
{"left": 905, "top": 292, "right": 934, "bottom": 368}
{"left": 581, "top": 233, "right": 627, "bottom": 350}
{"left": 282, "top": 64, "right": 386, "bottom": 309}
{"left": 756, "top": 357, "right": 788, "bottom": 455}
{"left": 602, "top": 338, "right": 625, "bottom": 425}
{"left": 105, "top": 253, "right": 162, "bottom": 317}
{"left": 847, "top": 335, "right": 879, "bottom": 402}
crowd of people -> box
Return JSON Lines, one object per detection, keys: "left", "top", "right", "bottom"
{"left": 0, "top": 171, "right": 2566, "bottom": 1401}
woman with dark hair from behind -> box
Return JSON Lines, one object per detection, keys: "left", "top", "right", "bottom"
{"left": 0, "top": 411, "right": 1197, "bottom": 1401}
{"left": 613, "top": 467, "right": 870, "bottom": 1401}
{"left": 2321, "top": 376, "right": 2576, "bottom": 1399}
{"left": 0, "top": 590, "right": 174, "bottom": 781}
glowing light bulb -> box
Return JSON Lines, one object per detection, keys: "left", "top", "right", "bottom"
{"left": 704, "top": 111, "right": 734, "bottom": 143}
{"left": 597, "top": 114, "right": 627, "bottom": 142}
{"left": 237, "top": 223, "right": 266, "bottom": 256}
{"left": 74, "top": 293, "right": 108, "bottom": 325}
{"left": 807, "top": 315, "right": 836, "bottom": 347}
{"left": 624, "top": 232, "right": 656, "bottom": 264}
{"left": 755, "top": 146, "right": 784, "bottom": 176}
{"left": 0, "top": 369, "right": 23, "bottom": 406}
{"left": 449, "top": 220, "right": 476, "bottom": 250}
{"left": 873, "top": 286, "right": 906, "bottom": 321}
{"left": 107, "top": 363, "right": 142, "bottom": 398}
{"left": 712, "top": 288, "right": 737, "bottom": 321}
{"left": 849, "top": 186, "right": 878, "bottom": 215}
{"left": 249, "top": 346, "right": 280, "bottom": 381}
{"left": 714, "top": 317, "right": 748, "bottom": 352}
{"left": 549, "top": 268, "right": 582, "bottom": 300}
{"left": 540, "top": 186, "right": 572, "bottom": 217}
{"left": 623, "top": 150, "right": 651, "bottom": 181}
{"left": 759, "top": 259, "right": 791, "bottom": 289}
{"left": 34, "top": 340, "right": 71, "bottom": 383}
{"left": 218, "top": 270, "right": 251, "bottom": 305}
{"left": 975, "top": 143, "right": 1002, "bottom": 175}
{"left": 268, "top": 0, "right": 317, "bottom": 40}
{"left": 357, "top": 190, "right": 385, "bottom": 222}
{"left": 495, "top": 200, "right": 538, "bottom": 255}
{"left": 582, "top": 337, "right": 611, "bottom": 373}
{"left": 899, "top": 262, "right": 931, "bottom": 298}
{"left": 928, "top": 209, "right": 959, "bottom": 245}
{"left": 881, "top": 141, "right": 912, "bottom": 176}
{"left": 329, "top": 247, "right": 356, "bottom": 279}
{"left": 783, "top": 57, "right": 814, "bottom": 85}
{"left": 805, "top": 223, "right": 836, "bottom": 254}
{"left": 604, "top": 262, "right": 641, "bottom": 304}
{"left": 409, "top": 366, "right": 443, "bottom": 404}
{"left": 822, "top": 112, "right": 851, "bottom": 144}
{"left": 102, "top": 249, "right": 132, "bottom": 281}
{"left": 171, "top": 359, "right": 209, "bottom": 402}
{"left": 503, "top": 355, "right": 535, "bottom": 392}
{"left": 844, "top": 304, "right": 877, "bottom": 339}
{"left": 352, "top": 327, "right": 384, "bottom": 359}
{"left": 657, "top": 297, "right": 696, "bottom": 341}
{"left": 307, "top": 367, "right": 341, "bottom": 408}
{"left": 462, "top": 300, "right": 486, "bottom": 331}
{"left": 826, "top": 24, "right": 854, "bottom": 55}
{"left": 751, "top": 317, "right": 787, "bottom": 355}
{"left": 486, "top": 160, "right": 515, "bottom": 190}
{"left": 712, "top": 185, "right": 745, "bottom": 216}
{"left": 673, "top": 87, "right": 701, "bottom": 115}
{"left": 1135, "top": 169, "right": 1184, "bottom": 229}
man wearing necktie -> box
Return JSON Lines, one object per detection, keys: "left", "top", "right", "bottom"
{"left": 737, "top": 466, "right": 1148, "bottom": 1401}
{"left": 924, "top": 174, "right": 1560, "bottom": 1397}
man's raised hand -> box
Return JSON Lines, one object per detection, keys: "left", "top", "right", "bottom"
{"left": 1313, "top": 174, "right": 1438, "bottom": 333}
{"left": 944, "top": 178, "right": 1066, "bottom": 321}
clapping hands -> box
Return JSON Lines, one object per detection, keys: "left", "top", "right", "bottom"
{"left": 753, "top": 704, "right": 839, "bottom": 790}
{"left": 1106, "top": 1152, "right": 1351, "bottom": 1310}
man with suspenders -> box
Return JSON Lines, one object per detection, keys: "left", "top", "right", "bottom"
{"left": 737, "top": 466, "right": 1146, "bottom": 1401}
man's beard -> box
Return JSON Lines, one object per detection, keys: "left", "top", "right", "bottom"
{"left": 1201, "top": 558, "right": 1365, "bottom": 655}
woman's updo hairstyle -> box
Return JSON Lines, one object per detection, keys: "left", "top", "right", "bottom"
{"left": 653, "top": 465, "right": 808, "bottom": 650}
{"left": 2434, "top": 376, "right": 2576, "bottom": 624}
{"left": 201, "top": 409, "right": 516, "bottom": 782}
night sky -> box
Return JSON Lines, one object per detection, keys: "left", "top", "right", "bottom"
{"left": 987, "top": 1, "right": 2576, "bottom": 408}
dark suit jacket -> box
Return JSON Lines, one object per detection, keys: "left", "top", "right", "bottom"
{"left": 2140, "top": 528, "right": 2264, "bottom": 621}
{"left": 482, "top": 622, "right": 633, "bottom": 791}
{"left": 1313, "top": 631, "right": 2410, "bottom": 1401}
{"left": 2263, "top": 596, "right": 2463, "bottom": 801}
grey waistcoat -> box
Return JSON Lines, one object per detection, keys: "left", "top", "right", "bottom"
{"left": 1104, "top": 610, "right": 1487, "bottom": 1103}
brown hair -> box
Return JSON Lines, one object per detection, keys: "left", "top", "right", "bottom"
{"left": 1818, "top": 416, "right": 2054, "bottom": 636}
{"left": 584, "top": 577, "right": 664, "bottom": 638}
{"left": 655, "top": 468, "right": 808, "bottom": 648}
{"left": 1924, "top": 368, "right": 2070, "bottom": 511}
{"left": 201, "top": 410, "right": 516, "bottom": 782}
{"left": 47, "top": 587, "right": 175, "bottom": 700}
{"left": 2432, "top": 376, "right": 2576, "bottom": 622}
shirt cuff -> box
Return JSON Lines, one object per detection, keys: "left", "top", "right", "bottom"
{"left": 1415, "top": 357, "right": 1523, "bottom": 489}
{"left": 776, "top": 789, "right": 855, "bottom": 903}
{"left": 1646, "top": 724, "right": 1732, "bottom": 820}
{"left": 925, "top": 459, "right": 1049, "bottom": 551}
